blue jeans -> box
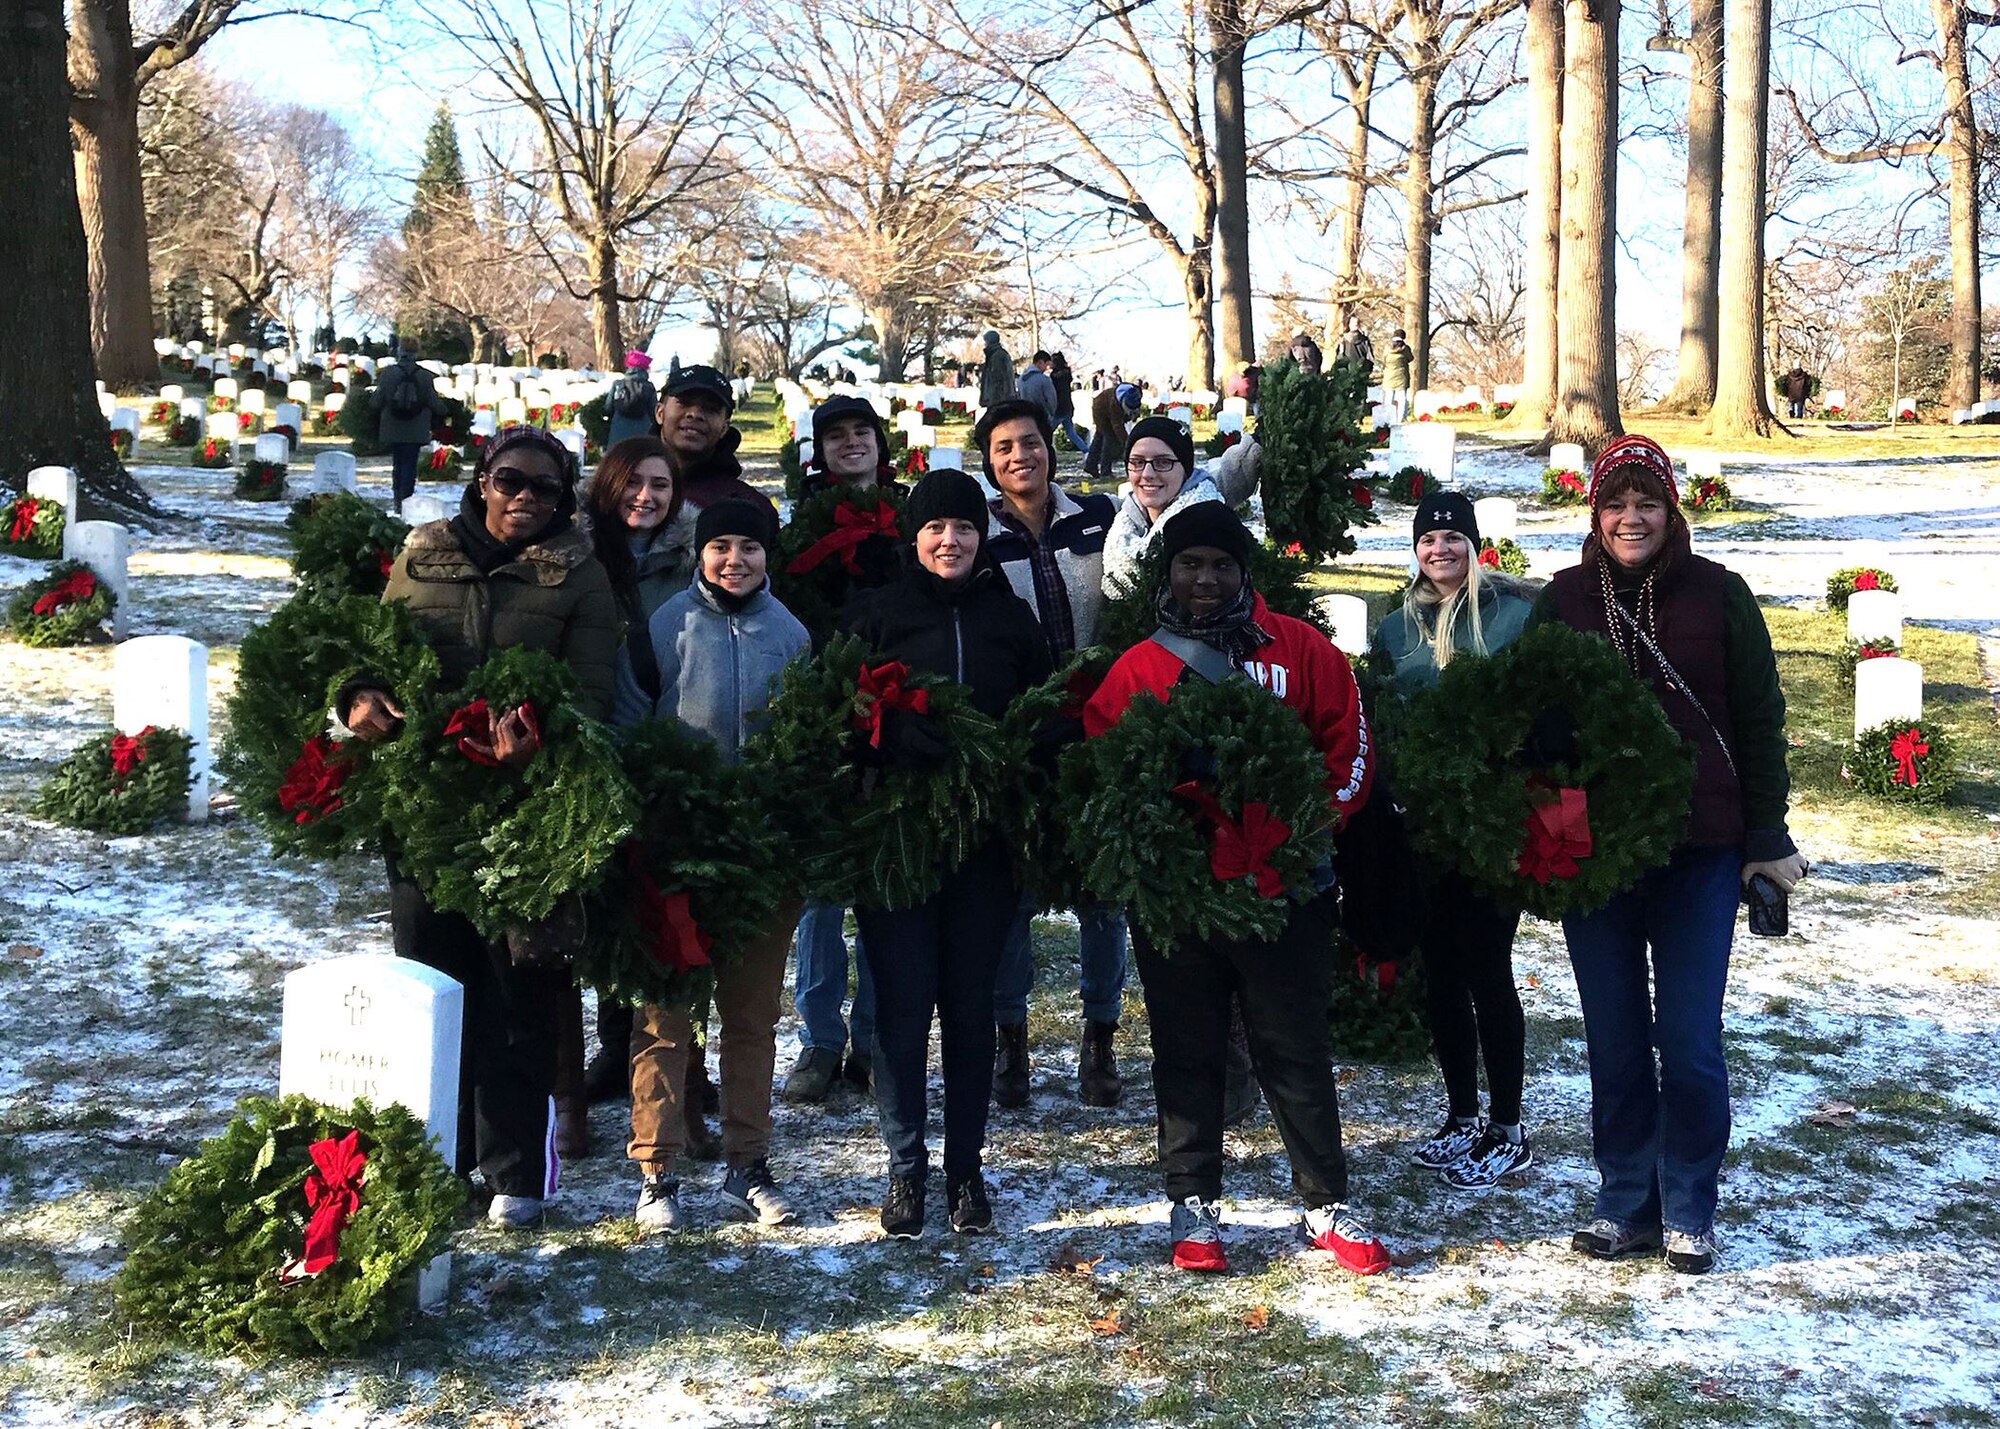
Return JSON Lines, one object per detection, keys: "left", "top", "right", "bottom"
{"left": 390, "top": 442, "right": 421, "bottom": 503}
{"left": 994, "top": 897, "right": 1128, "bottom": 1026}
{"left": 1562, "top": 847, "right": 1740, "bottom": 1237}
{"left": 792, "top": 900, "right": 874, "bottom": 1056}
{"left": 1057, "top": 416, "right": 1089, "bottom": 456}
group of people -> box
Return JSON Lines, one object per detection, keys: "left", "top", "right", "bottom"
{"left": 336, "top": 362, "right": 1803, "bottom": 1279}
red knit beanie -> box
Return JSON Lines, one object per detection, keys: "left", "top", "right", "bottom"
{"left": 1587, "top": 434, "right": 1678, "bottom": 508}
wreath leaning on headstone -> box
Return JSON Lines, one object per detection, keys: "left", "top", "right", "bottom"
{"left": 1477, "top": 537, "right": 1530, "bottom": 576}
{"left": 1255, "top": 355, "right": 1382, "bottom": 562}
{"left": 285, "top": 491, "right": 411, "bottom": 600}
{"left": 1392, "top": 623, "right": 1694, "bottom": 920}
{"left": 237, "top": 458, "right": 288, "bottom": 502}
{"left": 770, "top": 483, "right": 908, "bottom": 643}
{"left": 1, "top": 491, "right": 64, "bottom": 559}
{"left": 1848, "top": 717, "right": 1957, "bottom": 806}
{"left": 1826, "top": 566, "right": 1897, "bottom": 612}
{"left": 113, "top": 1094, "right": 463, "bottom": 1356}
{"left": 6, "top": 560, "right": 117, "bottom": 647}
{"left": 376, "top": 646, "right": 637, "bottom": 943}
{"left": 577, "top": 719, "right": 789, "bottom": 1009}
{"left": 745, "top": 633, "right": 1005, "bottom": 911}
{"left": 1061, "top": 675, "right": 1336, "bottom": 948}
{"left": 33, "top": 724, "right": 194, "bottom": 834}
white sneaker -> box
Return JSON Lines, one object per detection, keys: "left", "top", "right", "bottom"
{"left": 487, "top": 1193, "right": 544, "bottom": 1228}
{"left": 1665, "top": 1228, "right": 1720, "bottom": 1274}
{"left": 635, "top": 1173, "right": 684, "bottom": 1233}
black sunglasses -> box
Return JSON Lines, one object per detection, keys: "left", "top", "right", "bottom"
{"left": 487, "top": 468, "right": 567, "bottom": 504}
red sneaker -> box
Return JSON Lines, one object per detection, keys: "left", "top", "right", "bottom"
{"left": 1303, "top": 1204, "right": 1391, "bottom": 1275}
{"left": 1169, "top": 1195, "right": 1229, "bottom": 1272}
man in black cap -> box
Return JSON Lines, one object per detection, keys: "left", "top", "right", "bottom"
{"left": 803, "top": 395, "right": 904, "bottom": 500}
{"left": 654, "top": 363, "right": 775, "bottom": 519}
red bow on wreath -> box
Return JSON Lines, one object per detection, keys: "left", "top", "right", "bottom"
{"left": 109, "top": 727, "right": 153, "bottom": 777}
{"left": 8, "top": 497, "right": 38, "bottom": 543}
{"left": 1854, "top": 570, "right": 1880, "bottom": 591}
{"left": 1171, "top": 781, "right": 1291, "bottom": 898}
{"left": 1478, "top": 547, "right": 1501, "bottom": 569}
{"left": 852, "top": 661, "right": 929, "bottom": 748}
{"left": 788, "top": 501, "right": 901, "bottom": 578}
{"left": 277, "top": 1130, "right": 367, "bottom": 1284}
{"left": 1557, "top": 471, "right": 1586, "bottom": 494}
{"left": 278, "top": 735, "right": 352, "bottom": 824}
{"left": 1515, "top": 784, "right": 1592, "bottom": 883}
{"left": 1349, "top": 483, "right": 1374, "bottom": 509}
{"left": 375, "top": 547, "right": 394, "bottom": 578}
{"left": 1890, "top": 727, "right": 1928, "bottom": 787}
{"left": 442, "top": 699, "right": 539, "bottom": 767}
{"left": 627, "top": 845, "right": 713, "bottom": 974}
{"left": 32, "top": 569, "right": 97, "bottom": 616}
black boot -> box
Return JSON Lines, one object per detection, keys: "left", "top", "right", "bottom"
{"left": 994, "top": 1023, "right": 1030, "bottom": 1109}
{"left": 1078, "top": 1019, "right": 1123, "bottom": 1107}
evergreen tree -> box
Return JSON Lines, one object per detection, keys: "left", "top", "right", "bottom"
{"left": 403, "top": 105, "right": 469, "bottom": 241}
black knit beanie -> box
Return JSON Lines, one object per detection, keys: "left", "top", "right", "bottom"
{"left": 906, "top": 470, "right": 989, "bottom": 535}
{"left": 1411, "top": 491, "right": 1480, "bottom": 548}
{"left": 1124, "top": 415, "right": 1195, "bottom": 476}
{"left": 810, "top": 394, "right": 890, "bottom": 468}
{"left": 1160, "top": 502, "right": 1253, "bottom": 569}
{"left": 695, "top": 497, "right": 776, "bottom": 550}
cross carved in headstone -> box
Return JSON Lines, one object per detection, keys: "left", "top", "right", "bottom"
{"left": 345, "top": 985, "right": 371, "bottom": 1026}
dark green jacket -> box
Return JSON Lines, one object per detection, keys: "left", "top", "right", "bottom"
{"left": 1373, "top": 575, "right": 1536, "bottom": 693}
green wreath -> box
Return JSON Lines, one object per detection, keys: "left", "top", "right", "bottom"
{"left": 237, "top": 459, "right": 288, "bottom": 502}
{"left": 1826, "top": 566, "right": 1897, "bottom": 612}
{"left": 1393, "top": 623, "right": 1694, "bottom": 920}
{"left": 1478, "top": 537, "right": 1530, "bottom": 576}
{"left": 114, "top": 1094, "right": 462, "bottom": 1355}
{"left": 1326, "top": 924, "right": 1432, "bottom": 1066}
{"left": 1836, "top": 637, "right": 1900, "bottom": 691}
{"left": 1541, "top": 467, "right": 1587, "bottom": 506}
{"left": 33, "top": 724, "right": 194, "bottom": 834}
{"left": 1682, "top": 473, "right": 1734, "bottom": 513}
{"left": 218, "top": 594, "right": 439, "bottom": 858}
{"left": 1849, "top": 717, "right": 1957, "bottom": 806}
{"left": 1097, "top": 537, "right": 1332, "bottom": 654}
{"left": 6, "top": 559, "right": 117, "bottom": 647}
{"left": 745, "top": 633, "right": 1005, "bottom": 911}
{"left": 779, "top": 437, "right": 804, "bottom": 499}
{"left": 1255, "top": 356, "right": 1381, "bottom": 562}
{"left": 1, "top": 492, "right": 63, "bottom": 559}
{"left": 376, "top": 647, "right": 637, "bottom": 941}
{"left": 167, "top": 414, "right": 202, "bottom": 446}
{"left": 195, "top": 438, "right": 232, "bottom": 469}
{"left": 995, "top": 646, "right": 1118, "bottom": 910}
{"left": 771, "top": 484, "right": 908, "bottom": 642}
{"left": 577, "top": 720, "right": 789, "bottom": 1008}
{"left": 1386, "top": 466, "right": 1432, "bottom": 504}
{"left": 285, "top": 491, "right": 410, "bottom": 600}
{"left": 1060, "top": 675, "right": 1336, "bottom": 947}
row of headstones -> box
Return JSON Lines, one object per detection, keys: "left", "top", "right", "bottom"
{"left": 1951, "top": 400, "right": 1999, "bottom": 425}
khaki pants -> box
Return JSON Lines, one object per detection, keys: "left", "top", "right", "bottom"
{"left": 629, "top": 899, "right": 801, "bottom": 1172}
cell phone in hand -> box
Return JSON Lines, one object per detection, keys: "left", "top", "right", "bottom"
{"left": 1742, "top": 872, "right": 1787, "bottom": 938}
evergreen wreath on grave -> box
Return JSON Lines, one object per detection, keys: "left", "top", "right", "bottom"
{"left": 146, "top": 400, "right": 175, "bottom": 427}
{"left": 1256, "top": 356, "right": 1381, "bottom": 561}
{"left": 1392, "top": 623, "right": 1693, "bottom": 920}
{"left": 1096, "top": 537, "right": 1332, "bottom": 654}
{"left": 425, "top": 445, "right": 464, "bottom": 482}
{"left": 744, "top": 633, "right": 1004, "bottom": 911}
{"left": 1682, "top": 473, "right": 1734, "bottom": 513}
{"left": 109, "top": 429, "right": 135, "bottom": 459}
{"left": 1848, "top": 717, "right": 1957, "bottom": 806}
{"left": 1477, "top": 537, "right": 1530, "bottom": 576}
{"left": 218, "top": 594, "right": 439, "bottom": 858}
{"left": 237, "top": 458, "right": 288, "bottom": 502}
{"left": 6, "top": 560, "right": 117, "bottom": 647}
{"left": 168, "top": 414, "right": 201, "bottom": 446}
{"left": 1204, "top": 429, "right": 1243, "bottom": 458}
{"left": 195, "top": 438, "right": 232, "bottom": 469}
{"left": 577, "top": 719, "right": 788, "bottom": 1008}
{"left": 1541, "top": 467, "right": 1587, "bottom": 506}
{"left": 771, "top": 484, "right": 908, "bottom": 642}
{"left": 337, "top": 386, "right": 385, "bottom": 457}
{"left": 1061, "top": 676, "right": 1336, "bottom": 947}
{"left": 33, "top": 724, "right": 194, "bottom": 834}
{"left": 376, "top": 647, "right": 637, "bottom": 942}
{"left": 1386, "top": 465, "right": 1430, "bottom": 504}
{"left": 995, "top": 645, "right": 1118, "bottom": 909}
{"left": 1326, "top": 922, "right": 1432, "bottom": 1066}
{"left": 1836, "top": 637, "right": 1901, "bottom": 691}
{"left": 113, "top": 1094, "right": 462, "bottom": 1356}
{"left": 0, "top": 491, "right": 64, "bottom": 560}
{"left": 1826, "top": 566, "right": 1898, "bottom": 612}
{"left": 284, "top": 491, "right": 410, "bottom": 600}
{"left": 577, "top": 392, "right": 610, "bottom": 447}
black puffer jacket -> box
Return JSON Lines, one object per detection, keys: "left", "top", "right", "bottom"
{"left": 839, "top": 560, "right": 1052, "bottom": 720}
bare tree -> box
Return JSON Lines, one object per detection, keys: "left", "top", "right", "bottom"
{"left": 1499, "top": 0, "right": 1561, "bottom": 432}
{"left": 1647, "top": 0, "right": 1725, "bottom": 411}
{"left": 1710, "top": 0, "right": 1777, "bottom": 437}
{"left": 1551, "top": 0, "right": 1624, "bottom": 449}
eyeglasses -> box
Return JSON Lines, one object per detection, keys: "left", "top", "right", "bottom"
{"left": 487, "top": 469, "right": 566, "bottom": 504}
{"left": 1125, "top": 456, "right": 1184, "bottom": 474}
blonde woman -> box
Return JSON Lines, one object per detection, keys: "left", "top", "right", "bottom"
{"left": 1372, "top": 493, "right": 1536, "bottom": 1189}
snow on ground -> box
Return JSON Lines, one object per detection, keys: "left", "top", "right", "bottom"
{"left": 0, "top": 443, "right": 1996, "bottom": 1426}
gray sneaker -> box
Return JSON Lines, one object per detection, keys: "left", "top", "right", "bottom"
{"left": 1571, "top": 1218, "right": 1662, "bottom": 1260}
{"left": 1665, "top": 1228, "right": 1720, "bottom": 1275}
{"left": 635, "top": 1173, "right": 684, "bottom": 1233}
{"left": 783, "top": 1046, "right": 842, "bottom": 1105}
{"left": 487, "top": 1193, "right": 544, "bottom": 1229}
{"left": 720, "top": 1159, "right": 796, "bottom": 1226}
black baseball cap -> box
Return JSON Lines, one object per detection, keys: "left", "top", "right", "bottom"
{"left": 661, "top": 364, "right": 734, "bottom": 412}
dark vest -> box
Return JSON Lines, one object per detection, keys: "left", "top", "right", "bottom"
{"left": 1548, "top": 553, "right": 1743, "bottom": 850}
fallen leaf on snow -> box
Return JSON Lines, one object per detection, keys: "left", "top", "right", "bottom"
{"left": 1807, "top": 1101, "right": 1859, "bottom": 1128}
{"left": 1337, "top": 1067, "right": 1358, "bottom": 1087}
{"left": 1240, "top": 1305, "right": 1270, "bottom": 1330}
{"left": 1089, "top": 1309, "right": 1128, "bottom": 1336}
{"left": 1049, "top": 1243, "right": 1104, "bottom": 1276}
{"left": 1524, "top": 974, "right": 1541, "bottom": 989}
{"left": 5, "top": 944, "right": 41, "bottom": 961}
{"left": 744, "top": 1379, "right": 772, "bottom": 1397}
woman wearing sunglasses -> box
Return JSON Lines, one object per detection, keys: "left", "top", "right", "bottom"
{"left": 337, "top": 427, "right": 623, "bottom": 1228}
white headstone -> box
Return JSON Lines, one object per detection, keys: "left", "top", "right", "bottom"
{"left": 1388, "top": 422, "right": 1457, "bottom": 483}
{"left": 1166, "top": 405, "right": 1194, "bottom": 428}
{"left": 98, "top": 391, "right": 117, "bottom": 419}
{"left": 1473, "top": 497, "right": 1519, "bottom": 543}
{"left": 555, "top": 429, "right": 587, "bottom": 465}
{"left": 470, "top": 410, "right": 498, "bottom": 438}
{"left": 212, "top": 377, "right": 240, "bottom": 403}
{"left": 894, "top": 408, "right": 927, "bottom": 435}
{"left": 27, "top": 465, "right": 78, "bottom": 515}
{"left": 114, "top": 635, "right": 208, "bottom": 820}
{"left": 928, "top": 447, "right": 965, "bottom": 472}
{"left": 1412, "top": 390, "right": 1441, "bottom": 419}
{"left": 1215, "top": 410, "right": 1245, "bottom": 436}
{"left": 1895, "top": 397, "right": 1917, "bottom": 419}
{"left": 278, "top": 953, "right": 463, "bottom": 1308}
{"left": 1222, "top": 396, "right": 1250, "bottom": 419}
{"left": 111, "top": 407, "right": 143, "bottom": 440}
{"left": 312, "top": 450, "right": 359, "bottom": 494}
{"left": 205, "top": 412, "right": 239, "bottom": 443}
{"left": 1854, "top": 657, "right": 1923, "bottom": 739}
{"left": 497, "top": 397, "right": 529, "bottom": 427}
{"left": 796, "top": 438, "right": 815, "bottom": 468}
{"left": 63, "top": 520, "right": 130, "bottom": 639}
{"left": 287, "top": 380, "right": 313, "bottom": 403}
{"left": 323, "top": 390, "right": 347, "bottom": 415}
{"left": 402, "top": 494, "right": 451, "bottom": 526}
{"left": 179, "top": 397, "right": 206, "bottom": 423}
{"left": 1315, "top": 593, "right": 1371, "bottom": 656}
{"left": 275, "top": 402, "right": 304, "bottom": 432}
{"left": 907, "top": 425, "right": 936, "bottom": 450}
{"left": 239, "top": 389, "right": 267, "bottom": 415}
{"left": 1823, "top": 389, "right": 1847, "bottom": 412}
{"left": 1846, "top": 589, "right": 1903, "bottom": 646}
{"left": 160, "top": 384, "right": 185, "bottom": 405}
{"left": 1687, "top": 452, "right": 1723, "bottom": 480}
{"left": 254, "top": 433, "right": 291, "bottom": 465}
{"left": 1549, "top": 442, "right": 1587, "bottom": 474}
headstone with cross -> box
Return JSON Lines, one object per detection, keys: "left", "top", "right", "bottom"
{"left": 278, "top": 953, "right": 463, "bottom": 1308}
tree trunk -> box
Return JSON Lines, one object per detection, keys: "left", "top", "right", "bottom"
{"left": 1210, "top": 0, "right": 1254, "bottom": 374}
{"left": 1401, "top": 67, "right": 1440, "bottom": 392}
{"left": 1710, "top": 0, "right": 1774, "bottom": 437}
{"left": 871, "top": 302, "right": 910, "bottom": 382}
{"left": 1503, "top": 0, "right": 1563, "bottom": 433}
{"left": 1328, "top": 54, "right": 1378, "bottom": 345}
{"left": 2, "top": 0, "right": 154, "bottom": 516}
{"left": 1657, "top": 0, "right": 1723, "bottom": 412}
{"left": 68, "top": 0, "right": 159, "bottom": 391}
{"left": 1182, "top": 242, "right": 1216, "bottom": 392}
{"left": 1934, "top": 0, "right": 1981, "bottom": 411}
{"left": 587, "top": 234, "right": 623, "bottom": 367}
{"left": 1551, "top": 0, "right": 1623, "bottom": 451}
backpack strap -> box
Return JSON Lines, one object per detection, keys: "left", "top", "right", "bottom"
{"left": 1148, "top": 629, "right": 1246, "bottom": 686}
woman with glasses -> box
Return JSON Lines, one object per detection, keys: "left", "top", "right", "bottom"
{"left": 337, "top": 426, "right": 623, "bottom": 1228}
{"left": 1100, "top": 416, "right": 1261, "bottom": 594}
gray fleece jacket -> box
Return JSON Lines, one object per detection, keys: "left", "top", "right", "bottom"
{"left": 613, "top": 575, "right": 809, "bottom": 761}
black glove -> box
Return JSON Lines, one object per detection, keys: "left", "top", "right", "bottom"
{"left": 1177, "top": 745, "right": 1219, "bottom": 784}
{"left": 881, "top": 707, "right": 952, "bottom": 770}
{"left": 1030, "top": 715, "right": 1083, "bottom": 773}
{"left": 1522, "top": 706, "right": 1579, "bottom": 767}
